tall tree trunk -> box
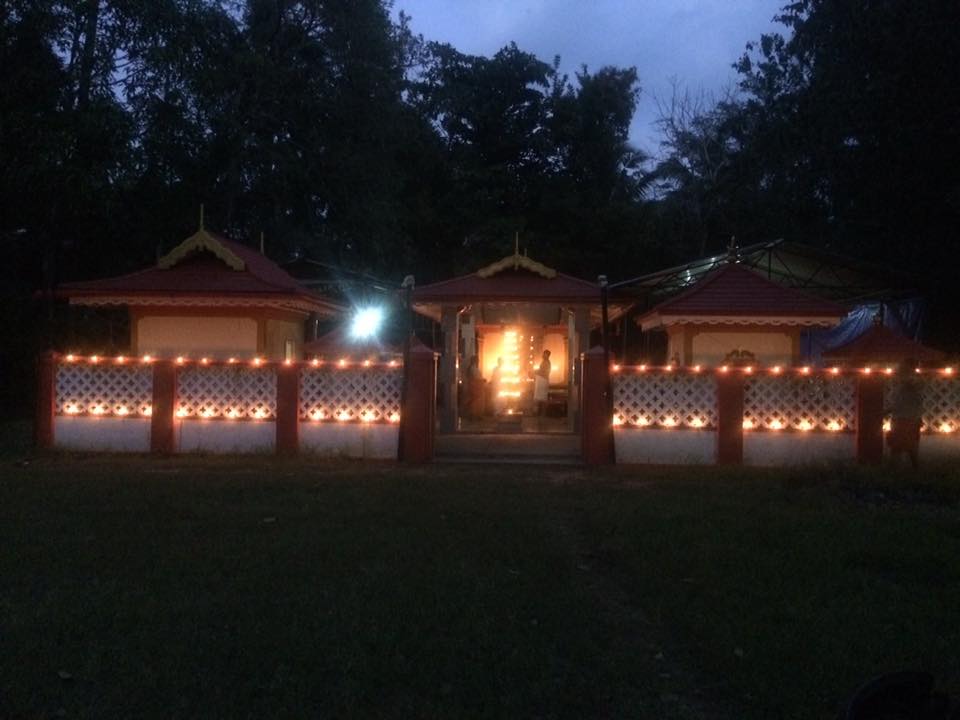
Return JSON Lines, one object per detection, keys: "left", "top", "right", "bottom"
{"left": 75, "top": 0, "right": 100, "bottom": 112}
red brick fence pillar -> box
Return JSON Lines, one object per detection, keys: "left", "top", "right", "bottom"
{"left": 34, "top": 351, "right": 57, "bottom": 450}
{"left": 582, "top": 346, "right": 614, "bottom": 465}
{"left": 401, "top": 340, "right": 437, "bottom": 462}
{"left": 716, "top": 372, "right": 744, "bottom": 465}
{"left": 150, "top": 360, "right": 179, "bottom": 454}
{"left": 276, "top": 362, "right": 300, "bottom": 455}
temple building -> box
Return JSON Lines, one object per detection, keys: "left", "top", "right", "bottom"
{"left": 57, "top": 223, "right": 342, "bottom": 360}
{"left": 635, "top": 261, "right": 846, "bottom": 366}
{"left": 410, "top": 245, "right": 627, "bottom": 433}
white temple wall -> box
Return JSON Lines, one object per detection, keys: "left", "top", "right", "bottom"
{"left": 136, "top": 316, "right": 258, "bottom": 359}
{"left": 691, "top": 330, "right": 793, "bottom": 366}
{"left": 264, "top": 318, "right": 304, "bottom": 360}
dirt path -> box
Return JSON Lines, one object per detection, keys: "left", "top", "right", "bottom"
{"left": 543, "top": 475, "right": 737, "bottom": 719}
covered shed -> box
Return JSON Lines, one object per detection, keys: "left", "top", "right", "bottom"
{"left": 822, "top": 323, "right": 945, "bottom": 367}
{"left": 635, "top": 262, "right": 846, "bottom": 366}
{"left": 58, "top": 224, "right": 342, "bottom": 360}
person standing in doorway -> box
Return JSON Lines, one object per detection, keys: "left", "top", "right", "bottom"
{"left": 534, "top": 349, "right": 551, "bottom": 416}
{"left": 887, "top": 357, "right": 924, "bottom": 470}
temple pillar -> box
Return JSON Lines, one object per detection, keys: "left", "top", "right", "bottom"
{"left": 682, "top": 327, "right": 694, "bottom": 366}
{"left": 571, "top": 306, "right": 591, "bottom": 432}
{"left": 439, "top": 305, "right": 460, "bottom": 432}
{"left": 461, "top": 313, "right": 476, "bottom": 363}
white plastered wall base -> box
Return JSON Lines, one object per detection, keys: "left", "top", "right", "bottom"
{"left": 300, "top": 423, "right": 398, "bottom": 459}
{"left": 614, "top": 429, "right": 716, "bottom": 464}
{"left": 743, "top": 432, "right": 855, "bottom": 466}
{"left": 55, "top": 417, "right": 151, "bottom": 452}
{"left": 177, "top": 419, "right": 275, "bottom": 453}
{"left": 916, "top": 434, "right": 960, "bottom": 461}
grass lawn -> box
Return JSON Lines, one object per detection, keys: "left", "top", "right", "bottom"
{"left": 2, "top": 431, "right": 959, "bottom": 718}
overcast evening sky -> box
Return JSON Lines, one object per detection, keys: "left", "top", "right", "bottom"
{"left": 391, "top": 0, "right": 786, "bottom": 155}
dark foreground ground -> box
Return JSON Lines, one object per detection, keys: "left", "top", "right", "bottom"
{"left": 2, "top": 424, "right": 959, "bottom": 719}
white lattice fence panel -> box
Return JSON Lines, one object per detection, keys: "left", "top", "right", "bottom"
{"left": 177, "top": 366, "right": 277, "bottom": 420}
{"left": 613, "top": 373, "right": 718, "bottom": 428}
{"left": 56, "top": 363, "right": 153, "bottom": 416}
{"left": 744, "top": 375, "right": 856, "bottom": 431}
{"left": 299, "top": 367, "right": 401, "bottom": 422}
{"left": 920, "top": 377, "right": 960, "bottom": 432}
{"left": 885, "top": 376, "right": 960, "bottom": 433}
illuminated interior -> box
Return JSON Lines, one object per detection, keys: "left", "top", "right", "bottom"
{"left": 477, "top": 325, "right": 568, "bottom": 416}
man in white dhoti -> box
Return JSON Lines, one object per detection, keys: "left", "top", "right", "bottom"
{"left": 533, "top": 349, "right": 551, "bottom": 416}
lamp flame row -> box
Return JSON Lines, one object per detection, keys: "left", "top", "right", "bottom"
{"left": 611, "top": 364, "right": 955, "bottom": 376}
{"left": 613, "top": 414, "right": 852, "bottom": 432}
{"left": 62, "top": 402, "right": 400, "bottom": 424}
{"left": 61, "top": 354, "right": 400, "bottom": 369}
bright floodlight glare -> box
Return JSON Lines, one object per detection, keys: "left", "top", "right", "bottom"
{"left": 350, "top": 307, "right": 384, "bottom": 340}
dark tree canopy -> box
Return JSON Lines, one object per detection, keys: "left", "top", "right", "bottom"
{"left": 651, "top": 0, "right": 960, "bottom": 277}
{"left": 2, "top": 0, "right": 958, "bottom": 412}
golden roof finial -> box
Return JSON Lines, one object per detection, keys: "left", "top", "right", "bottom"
{"left": 726, "top": 235, "right": 739, "bottom": 262}
{"left": 199, "top": 203, "right": 205, "bottom": 230}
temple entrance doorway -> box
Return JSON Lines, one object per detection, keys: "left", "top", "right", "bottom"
{"left": 408, "top": 245, "right": 630, "bottom": 439}
{"left": 459, "top": 317, "right": 574, "bottom": 434}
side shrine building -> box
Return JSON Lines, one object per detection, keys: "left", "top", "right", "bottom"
{"left": 57, "top": 225, "right": 342, "bottom": 360}
{"left": 635, "top": 262, "right": 846, "bottom": 367}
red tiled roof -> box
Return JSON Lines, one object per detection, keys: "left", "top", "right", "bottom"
{"left": 303, "top": 324, "right": 401, "bottom": 357}
{"left": 58, "top": 231, "right": 340, "bottom": 313}
{"left": 412, "top": 268, "right": 600, "bottom": 304}
{"left": 823, "top": 325, "right": 945, "bottom": 364}
{"left": 637, "top": 263, "right": 846, "bottom": 327}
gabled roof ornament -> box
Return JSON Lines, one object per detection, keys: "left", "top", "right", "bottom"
{"left": 157, "top": 208, "right": 246, "bottom": 271}
{"left": 475, "top": 233, "right": 558, "bottom": 279}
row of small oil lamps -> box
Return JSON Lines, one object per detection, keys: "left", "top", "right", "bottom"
{"left": 60, "top": 354, "right": 400, "bottom": 369}
{"left": 612, "top": 415, "right": 847, "bottom": 431}
{"left": 60, "top": 402, "right": 400, "bottom": 424}
{"left": 612, "top": 415, "right": 955, "bottom": 434}
{"left": 611, "top": 364, "right": 955, "bottom": 376}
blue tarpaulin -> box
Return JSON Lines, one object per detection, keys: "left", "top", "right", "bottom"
{"left": 802, "top": 297, "right": 926, "bottom": 364}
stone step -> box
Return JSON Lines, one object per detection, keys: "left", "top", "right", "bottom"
{"left": 435, "top": 453, "right": 581, "bottom": 465}
{"left": 435, "top": 433, "right": 581, "bottom": 464}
